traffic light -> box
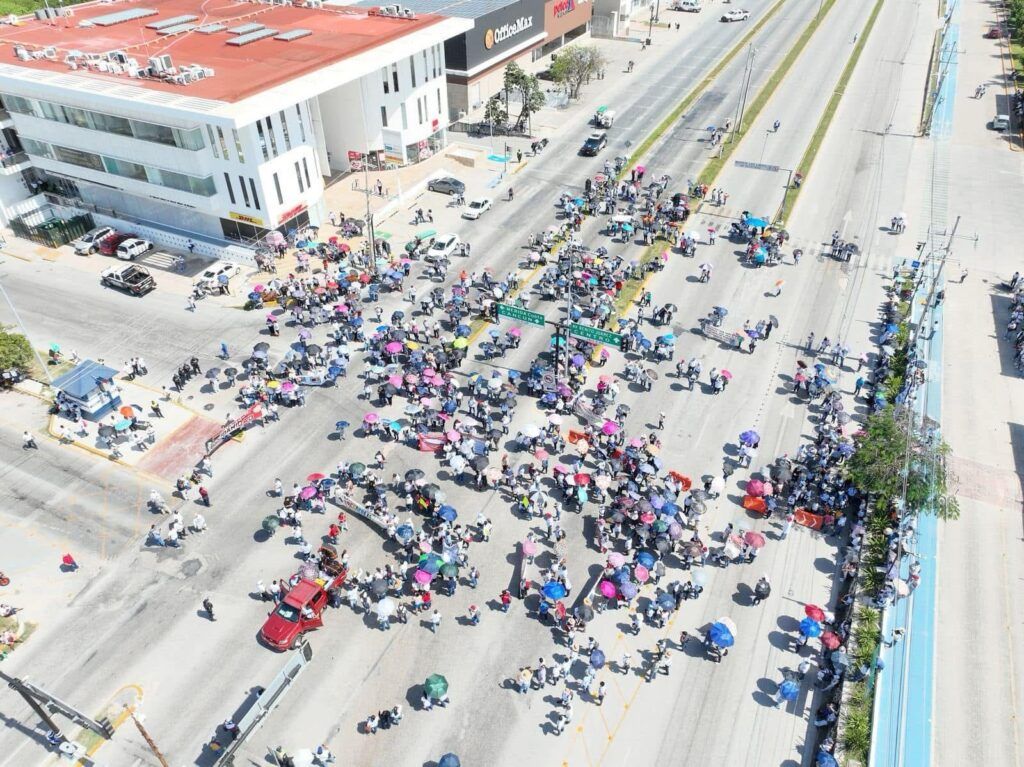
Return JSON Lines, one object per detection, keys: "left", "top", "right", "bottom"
{"left": 619, "top": 335, "right": 629, "bottom": 353}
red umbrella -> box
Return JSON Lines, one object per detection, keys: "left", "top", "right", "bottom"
{"left": 805, "top": 604, "right": 827, "bottom": 622}
{"left": 306, "top": 472, "right": 326, "bottom": 482}
{"left": 743, "top": 530, "right": 766, "bottom": 549}
{"left": 820, "top": 631, "right": 841, "bottom": 650}
{"left": 573, "top": 473, "right": 591, "bottom": 486}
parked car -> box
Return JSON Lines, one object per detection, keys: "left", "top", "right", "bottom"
{"left": 674, "top": 0, "right": 702, "bottom": 11}
{"left": 427, "top": 233, "right": 461, "bottom": 260}
{"left": 115, "top": 237, "right": 153, "bottom": 261}
{"left": 193, "top": 260, "right": 241, "bottom": 287}
{"left": 720, "top": 8, "right": 750, "bottom": 21}
{"left": 98, "top": 232, "right": 132, "bottom": 257}
{"left": 74, "top": 226, "right": 116, "bottom": 255}
{"left": 462, "top": 198, "right": 492, "bottom": 220}
{"left": 984, "top": 26, "right": 1004, "bottom": 39}
{"left": 101, "top": 264, "right": 156, "bottom": 296}
{"left": 580, "top": 132, "right": 608, "bottom": 156}
{"left": 427, "top": 176, "right": 466, "bottom": 196}
{"left": 991, "top": 114, "right": 1011, "bottom": 131}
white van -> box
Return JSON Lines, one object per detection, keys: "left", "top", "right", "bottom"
{"left": 675, "top": 0, "right": 702, "bottom": 11}
{"left": 115, "top": 237, "right": 153, "bottom": 261}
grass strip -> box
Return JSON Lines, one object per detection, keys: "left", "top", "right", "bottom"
{"left": 618, "top": 0, "right": 789, "bottom": 180}
{"left": 782, "top": 0, "right": 885, "bottom": 219}
{"left": 698, "top": 0, "right": 838, "bottom": 189}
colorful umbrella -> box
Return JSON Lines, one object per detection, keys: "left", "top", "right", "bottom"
{"left": 799, "top": 617, "right": 823, "bottom": 638}
{"left": 424, "top": 674, "right": 449, "bottom": 699}
{"left": 805, "top": 604, "right": 826, "bottom": 622}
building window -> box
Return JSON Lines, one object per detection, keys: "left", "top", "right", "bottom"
{"left": 239, "top": 174, "right": 250, "bottom": 207}
{"left": 215, "top": 127, "right": 230, "bottom": 160}
{"left": 410, "top": 56, "right": 417, "bottom": 87}
{"left": 295, "top": 160, "right": 304, "bottom": 192}
{"left": 423, "top": 50, "right": 429, "bottom": 81}
{"left": 249, "top": 177, "right": 260, "bottom": 209}
{"left": 391, "top": 63, "right": 399, "bottom": 93}
{"left": 233, "top": 129, "right": 245, "bottom": 163}
{"left": 207, "top": 125, "right": 219, "bottom": 158}
{"left": 265, "top": 117, "right": 279, "bottom": 157}
{"left": 380, "top": 105, "right": 388, "bottom": 128}
{"left": 437, "top": 87, "right": 442, "bottom": 114}
{"left": 224, "top": 173, "right": 236, "bottom": 204}
{"left": 273, "top": 172, "right": 283, "bottom": 205}
{"left": 400, "top": 103, "right": 407, "bottom": 130}
{"left": 382, "top": 66, "right": 389, "bottom": 94}
{"left": 279, "top": 111, "right": 291, "bottom": 151}
{"left": 256, "top": 121, "right": 269, "bottom": 161}
{"left": 416, "top": 98, "right": 423, "bottom": 125}
{"left": 302, "top": 157, "right": 311, "bottom": 188}
{"left": 295, "top": 104, "right": 306, "bottom": 143}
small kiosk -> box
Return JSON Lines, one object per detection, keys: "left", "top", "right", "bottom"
{"left": 52, "top": 360, "right": 121, "bottom": 421}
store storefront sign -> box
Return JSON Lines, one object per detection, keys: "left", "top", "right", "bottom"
{"left": 229, "top": 211, "right": 265, "bottom": 226}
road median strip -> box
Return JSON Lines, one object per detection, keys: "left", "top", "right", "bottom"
{"left": 782, "top": 0, "right": 886, "bottom": 219}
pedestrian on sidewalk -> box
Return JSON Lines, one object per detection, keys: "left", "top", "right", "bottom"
{"left": 199, "top": 486, "right": 211, "bottom": 506}
{"left": 150, "top": 401, "right": 164, "bottom": 418}
{"left": 22, "top": 430, "right": 37, "bottom": 449}
{"left": 428, "top": 609, "right": 442, "bottom": 633}
{"left": 202, "top": 597, "right": 215, "bottom": 621}
{"left": 186, "top": 295, "right": 197, "bottom": 312}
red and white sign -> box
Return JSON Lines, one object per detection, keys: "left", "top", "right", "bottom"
{"left": 278, "top": 203, "right": 308, "bottom": 224}
{"left": 206, "top": 403, "right": 263, "bottom": 454}
{"left": 347, "top": 150, "right": 363, "bottom": 171}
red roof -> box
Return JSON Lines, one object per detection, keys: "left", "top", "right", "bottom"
{"left": 0, "top": 0, "right": 444, "bottom": 102}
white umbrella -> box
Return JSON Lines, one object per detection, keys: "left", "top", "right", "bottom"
{"left": 521, "top": 424, "right": 541, "bottom": 438}
{"left": 375, "top": 597, "right": 397, "bottom": 617}
{"left": 292, "top": 749, "right": 316, "bottom": 767}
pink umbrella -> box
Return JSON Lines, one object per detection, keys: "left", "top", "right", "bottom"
{"left": 363, "top": 412, "right": 379, "bottom": 423}
{"left": 635, "top": 564, "right": 650, "bottom": 583}
{"left": 266, "top": 313, "right": 277, "bottom": 321}
{"left": 629, "top": 437, "right": 644, "bottom": 448}
{"left": 388, "top": 374, "right": 404, "bottom": 387}
{"left": 534, "top": 448, "right": 549, "bottom": 460}
{"left": 598, "top": 580, "right": 618, "bottom": 598}
{"left": 509, "top": 327, "right": 522, "bottom": 337}
{"left": 413, "top": 569, "right": 432, "bottom": 584}
{"left": 299, "top": 486, "right": 317, "bottom": 500}
{"left": 553, "top": 464, "right": 570, "bottom": 474}
{"left": 419, "top": 540, "right": 432, "bottom": 553}
{"left": 746, "top": 478, "right": 765, "bottom": 497}
{"left": 640, "top": 511, "right": 656, "bottom": 525}
{"left": 423, "top": 368, "right": 437, "bottom": 377}
{"left": 744, "top": 530, "right": 767, "bottom": 549}
{"left": 252, "top": 284, "right": 265, "bottom": 292}
{"left": 607, "top": 552, "right": 626, "bottom": 567}
{"left": 445, "top": 430, "right": 461, "bottom": 442}
{"left": 601, "top": 420, "right": 619, "bottom": 435}
{"left": 280, "top": 381, "right": 296, "bottom": 393}
{"left": 405, "top": 374, "right": 418, "bottom": 383}
{"left": 334, "top": 303, "right": 349, "bottom": 312}
{"left": 429, "top": 375, "right": 444, "bottom": 386}
{"left": 522, "top": 540, "right": 537, "bottom": 556}
{"left": 386, "top": 341, "right": 404, "bottom": 354}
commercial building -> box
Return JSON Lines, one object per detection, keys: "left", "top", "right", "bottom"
{"left": 0, "top": 0, "right": 470, "bottom": 250}
{"left": 354, "top": 0, "right": 592, "bottom": 121}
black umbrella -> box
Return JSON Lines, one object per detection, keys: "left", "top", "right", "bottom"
{"left": 205, "top": 367, "right": 221, "bottom": 379}
{"left": 574, "top": 604, "right": 595, "bottom": 622}
{"left": 223, "top": 367, "right": 238, "bottom": 378}
{"left": 406, "top": 469, "right": 425, "bottom": 482}
{"left": 654, "top": 537, "right": 671, "bottom": 554}
{"left": 422, "top": 484, "right": 442, "bottom": 500}
{"left": 254, "top": 342, "right": 270, "bottom": 352}
{"left": 370, "top": 579, "right": 388, "bottom": 597}
{"left": 98, "top": 425, "right": 115, "bottom": 438}
{"left": 471, "top": 455, "right": 489, "bottom": 472}
{"left": 306, "top": 344, "right": 322, "bottom": 356}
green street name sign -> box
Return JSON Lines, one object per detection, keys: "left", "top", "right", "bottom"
{"left": 568, "top": 323, "right": 621, "bottom": 345}
{"left": 496, "top": 303, "right": 545, "bottom": 327}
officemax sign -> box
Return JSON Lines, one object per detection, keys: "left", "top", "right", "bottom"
{"left": 484, "top": 16, "right": 535, "bottom": 49}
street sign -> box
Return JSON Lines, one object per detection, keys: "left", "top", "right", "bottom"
{"left": 568, "top": 323, "right": 621, "bottom": 345}
{"left": 735, "top": 160, "right": 780, "bottom": 173}
{"left": 496, "top": 303, "right": 545, "bottom": 327}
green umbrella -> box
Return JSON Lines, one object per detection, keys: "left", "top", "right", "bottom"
{"left": 440, "top": 562, "right": 459, "bottom": 577}
{"left": 417, "top": 229, "right": 437, "bottom": 239}
{"left": 349, "top": 462, "right": 367, "bottom": 476}
{"left": 424, "top": 674, "right": 448, "bottom": 699}
{"left": 262, "top": 515, "right": 280, "bottom": 534}
{"left": 372, "top": 230, "right": 392, "bottom": 240}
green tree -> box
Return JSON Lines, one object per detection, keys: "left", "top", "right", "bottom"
{"left": 845, "top": 407, "right": 960, "bottom": 521}
{"left": 0, "top": 329, "right": 32, "bottom": 372}
{"left": 502, "top": 62, "right": 546, "bottom": 133}
{"left": 483, "top": 95, "right": 507, "bottom": 127}
{"left": 550, "top": 45, "right": 606, "bottom": 100}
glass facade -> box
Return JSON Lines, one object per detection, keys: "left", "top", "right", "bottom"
{"left": 21, "top": 137, "right": 216, "bottom": 196}
{"left": 3, "top": 94, "right": 205, "bottom": 150}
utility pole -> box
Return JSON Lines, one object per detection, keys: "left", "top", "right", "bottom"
{"left": 0, "top": 273, "right": 53, "bottom": 384}
{"left": 127, "top": 708, "right": 170, "bottom": 767}
{"left": 731, "top": 46, "right": 755, "bottom": 142}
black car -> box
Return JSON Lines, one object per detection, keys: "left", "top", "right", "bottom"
{"left": 580, "top": 132, "right": 608, "bottom": 156}
{"left": 101, "top": 264, "right": 156, "bottom": 296}
{"left": 427, "top": 177, "right": 466, "bottom": 196}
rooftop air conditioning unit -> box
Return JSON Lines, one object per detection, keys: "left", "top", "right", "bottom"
{"left": 107, "top": 62, "right": 123, "bottom": 74}
{"left": 403, "top": 9, "right": 416, "bottom": 18}
{"left": 6, "top": 14, "right": 18, "bottom": 24}
{"left": 14, "top": 47, "right": 32, "bottom": 61}
{"left": 107, "top": 50, "right": 129, "bottom": 64}
{"left": 126, "top": 65, "right": 141, "bottom": 77}
{"left": 148, "top": 54, "right": 173, "bottom": 73}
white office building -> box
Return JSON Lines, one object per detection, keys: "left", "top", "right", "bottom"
{"left": 0, "top": 0, "right": 471, "bottom": 251}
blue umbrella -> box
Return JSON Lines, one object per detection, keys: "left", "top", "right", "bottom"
{"left": 439, "top": 755, "right": 461, "bottom": 767}
{"left": 542, "top": 581, "right": 567, "bottom": 600}
{"left": 800, "top": 617, "right": 823, "bottom": 638}
{"left": 779, "top": 679, "right": 800, "bottom": 701}
{"left": 113, "top": 419, "right": 132, "bottom": 431}
{"left": 708, "top": 622, "right": 735, "bottom": 647}
{"left": 636, "top": 551, "right": 656, "bottom": 569}
{"left": 613, "top": 568, "right": 631, "bottom": 584}
{"left": 619, "top": 581, "right": 638, "bottom": 599}
{"left": 739, "top": 430, "right": 759, "bottom": 445}
{"left": 650, "top": 495, "right": 665, "bottom": 509}
{"left": 746, "top": 216, "right": 769, "bottom": 228}
{"left": 590, "top": 648, "right": 606, "bottom": 669}
{"left": 328, "top": 366, "right": 342, "bottom": 377}
{"left": 456, "top": 324, "right": 472, "bottom": 337}
{"left": 816, "top": 751, "right": 839, "bottom": 767}
{"left": 656, "top": 592, "right": 676, "bottom": 610}
{"left": 350, "top": 317, "right": 364, "bottom": 327}
{"left": 438, "top": 505, "right": 458, "bottom": 522}
{"left": 395, "top": 523, "right": 415, "bottom": 543}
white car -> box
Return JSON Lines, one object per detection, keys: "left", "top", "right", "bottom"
{"left": 74, "top": 226, "right": 116, "bottom": 255}
{"left": 115, "top": 237, "right": 154, "bottom": 261}
{"left": 193, "top": 260, "right": 242, "bottom": 286}
{"left": 720, "top": 9, "right": 750, "bottom": 21}
{"left": 427, "top": 233, "right": 461, "bottom": 261}
{"left": 462, "top": 198, "right": 493, "bottom": 220}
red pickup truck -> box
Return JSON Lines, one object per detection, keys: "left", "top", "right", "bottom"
{"left": 259, "top": 548, "right": 347, "bottom": 651}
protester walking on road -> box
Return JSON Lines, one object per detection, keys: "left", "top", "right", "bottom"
{"left": 202, "top": 597, "right": 215, "bottom": 621}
